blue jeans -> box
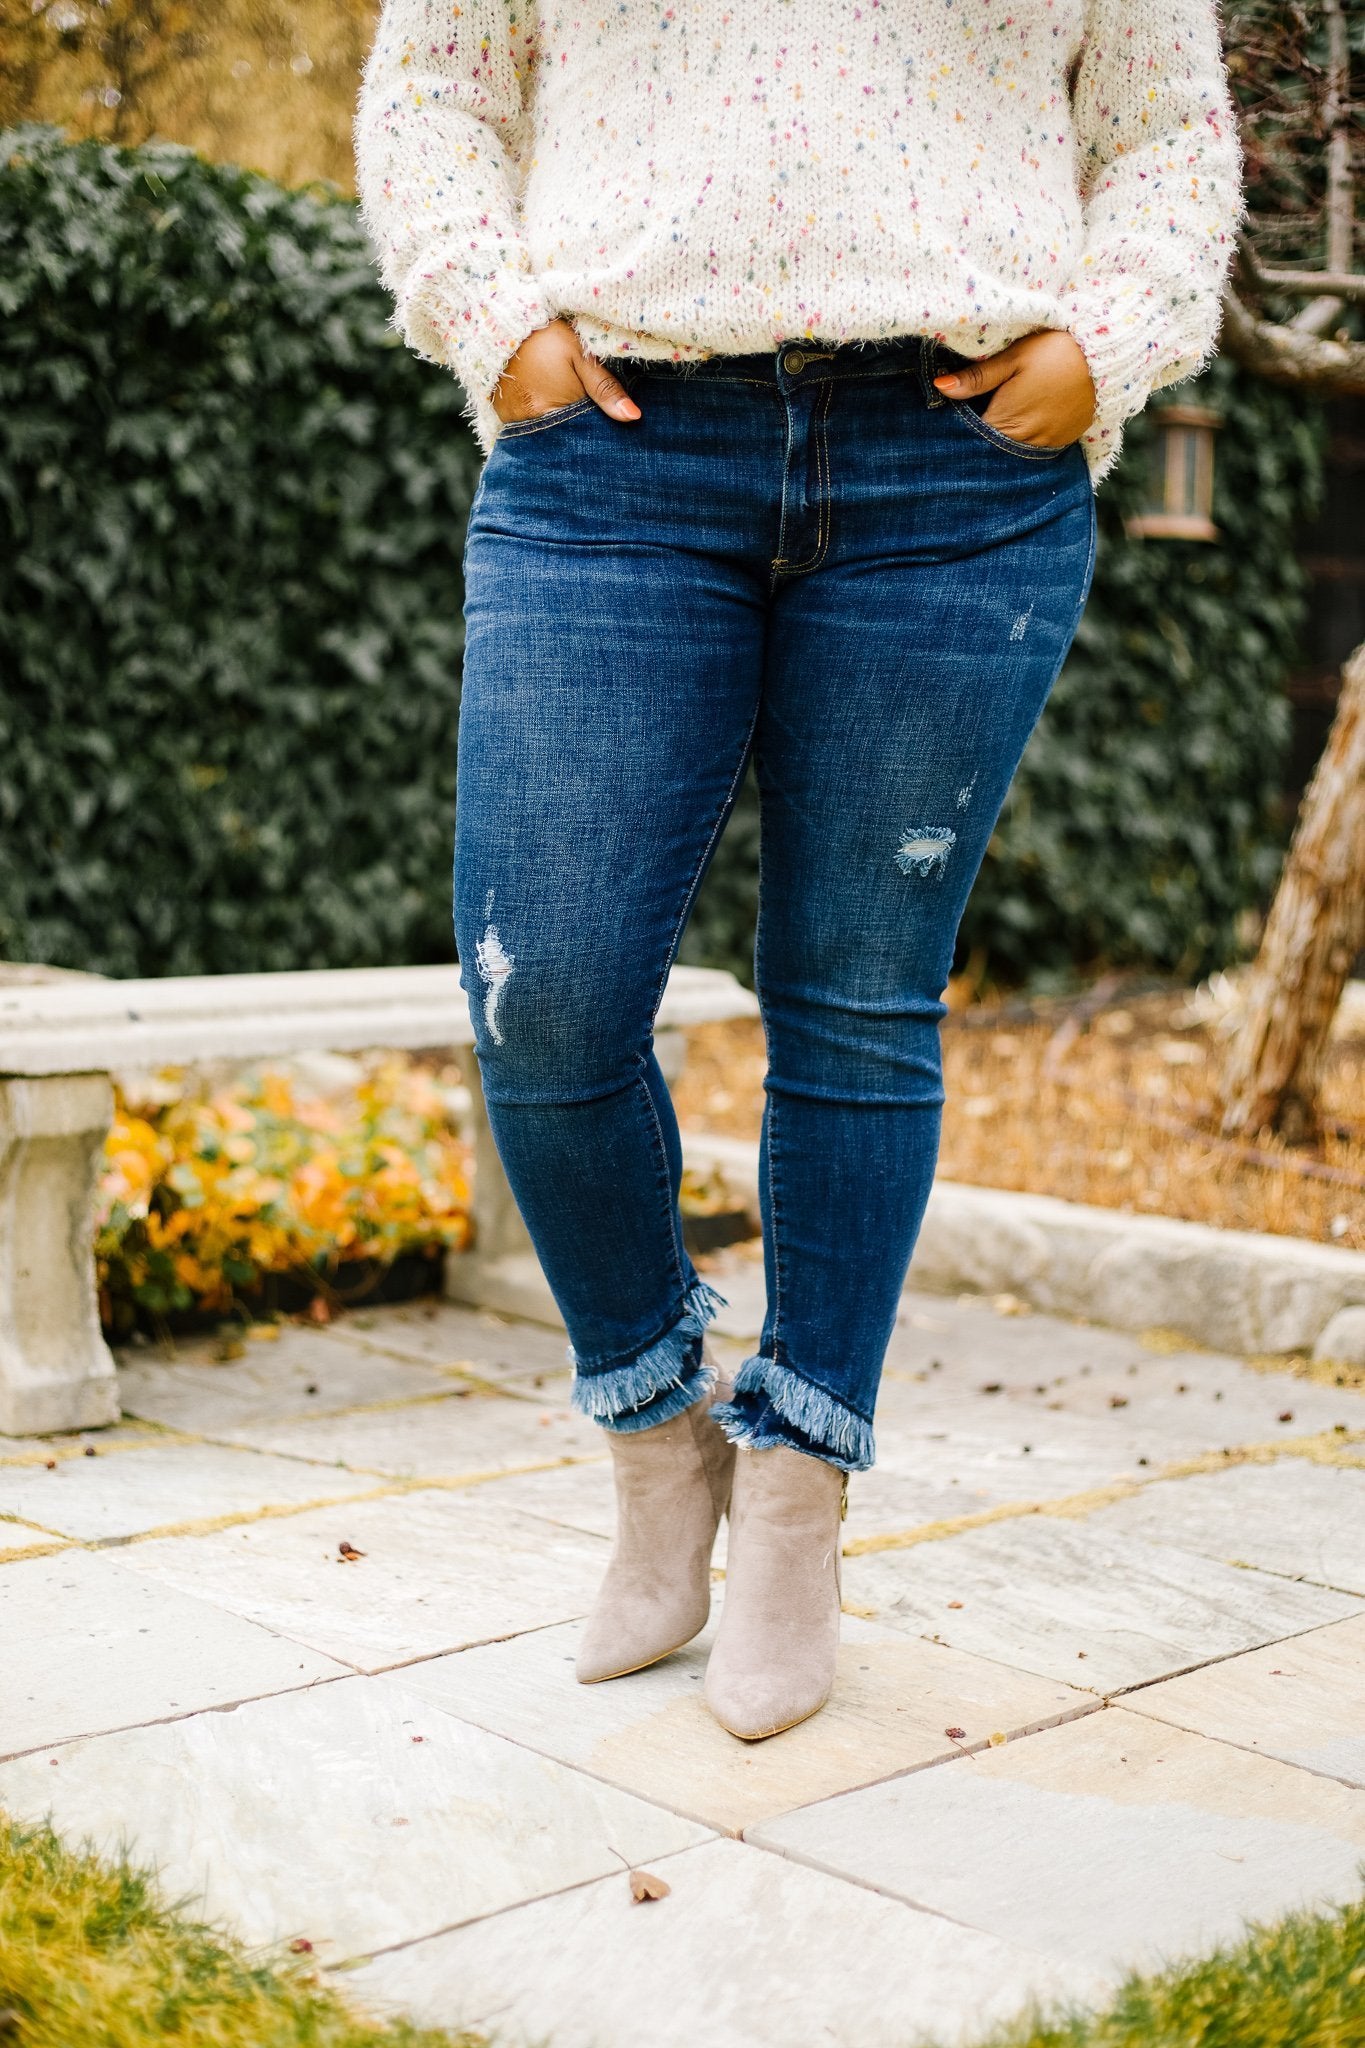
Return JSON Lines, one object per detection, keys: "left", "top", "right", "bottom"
{"left": 455, "top": 338, "right": 1095, "bottom": 1471}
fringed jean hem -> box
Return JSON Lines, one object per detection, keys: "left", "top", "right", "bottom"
{"left": 712, "top": 1353, "right": 875, "bottom": 1473}
{"left": 570, "top": 1279, "right": 725, "bottom": 1434}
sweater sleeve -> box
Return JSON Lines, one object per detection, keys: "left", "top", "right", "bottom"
{"left": 1063, "top": 2, "right": 1242, "bottom": 478}
{"left": 355, "top": 0, "right": 549, "bottom": 412}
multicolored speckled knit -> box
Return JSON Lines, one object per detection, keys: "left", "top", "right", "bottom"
{"left": 355, "top": 1, "right": 1241, "bottom": 478}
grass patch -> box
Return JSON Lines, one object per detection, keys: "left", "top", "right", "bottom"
{"left": 964, "top": 1894, "right": 1365, "bottom": 2048}
{"left": 3, "top": 1807, "right": 1361, "bottom": 2047}
{"left": 0, "top": 1816, "right": 483, "bottom": 2048}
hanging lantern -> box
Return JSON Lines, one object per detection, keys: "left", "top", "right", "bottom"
{"left": 1125, "top": 402, "right": 1224, "bottom": 542}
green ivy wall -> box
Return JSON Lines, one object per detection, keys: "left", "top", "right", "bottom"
{"left": 0, "top": 130, "right": 1323, "bottom": 987}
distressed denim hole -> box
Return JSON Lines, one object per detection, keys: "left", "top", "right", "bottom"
{"left": 895, "top": 826, "right": 956, "bottom": 879}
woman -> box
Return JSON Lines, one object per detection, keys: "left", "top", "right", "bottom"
{"left": 356, "top": 2, "right": 1240, "bottom": 1741}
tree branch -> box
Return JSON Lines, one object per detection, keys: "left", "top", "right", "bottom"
{"left": 1221, "top": 290, "right": 1365, "bottom": 394}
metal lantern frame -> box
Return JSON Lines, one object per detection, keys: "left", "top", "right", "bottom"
{"left": 1125, "top": 401, "right": 1224, "bottom": 543}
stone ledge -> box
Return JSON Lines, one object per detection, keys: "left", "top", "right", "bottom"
{"left": 679, "top": 1135, "right": 1365, "bottom": 1360}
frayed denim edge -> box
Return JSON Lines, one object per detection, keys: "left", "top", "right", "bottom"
{"left": 570, "top": 1279, "right": 725, "bottom": 1430}
{"left": 712, "top": 1355, "right": 875, "bottom": 1473}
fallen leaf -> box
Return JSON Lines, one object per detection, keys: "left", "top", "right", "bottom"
{"left": 1109, "top": 1396, "right": 1128, "bottom": 1409}
{"left": 988, "top": 1732, "right": 1006, "bottom": 1747}
{"left": 289, "top": 1938, "right": 313, "bottom": 1954}
{"left": 338, "top": 1541, "right": 365, "bottom": 1563}
{"left": 629, "top": 1870, "right": 671, "bottom": 1903}
{"left": 248, "top": 1323, "right": 281, "bottom": 1342}
{"left": 944, "top": 1726, "right": 967, "bottom": 1741}
{"left": 980, "top": 1382, "right": 1003, "bottom": 1395}
{"left": 44, "top": 1459, "right": 56, "bottom": 1471}
{"left": 305, "top": 1383, "right": 319, "bottom": 1396}
{"left": 84, "top": 1445, "right": 97, "bottom": 1458}
{"left": 1278, "top": 1411, "right": 1294, "bottom": 1424}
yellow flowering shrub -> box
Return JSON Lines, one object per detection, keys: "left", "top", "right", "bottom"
{"left": 97, "top": 1058, "right": 471, "bottom": 1333}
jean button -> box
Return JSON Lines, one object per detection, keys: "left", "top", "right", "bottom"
{"left": 782, "top": 348, "right": 806, "bottom": 375}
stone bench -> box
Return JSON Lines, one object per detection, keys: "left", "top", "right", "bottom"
{"left": 0, "top": 963, "right": 758, "bottom": 1436}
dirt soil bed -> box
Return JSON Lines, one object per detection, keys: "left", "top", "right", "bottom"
{"left": 675, "top": 988, "right": 1365, "bottom": 1251}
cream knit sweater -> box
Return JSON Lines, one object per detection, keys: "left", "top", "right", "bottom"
{"left": 355, "top": 1, "right": 1241, "bottom": 478}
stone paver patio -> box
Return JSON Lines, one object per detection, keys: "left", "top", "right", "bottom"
{"left": 3, "top": 1257, "right": 1365, "bottom": 2047}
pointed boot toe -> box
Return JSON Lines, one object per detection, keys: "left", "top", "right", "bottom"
{"left": 704, "top": 1445, "right": 844, "bottom": 1740}
{"left": 704, "top": 1654, "right": 834, "bottom": 1742}
{"left": 576, "top": 1384, "right": 734, "bottom": 1685}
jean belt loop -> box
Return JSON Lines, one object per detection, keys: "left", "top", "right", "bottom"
{"left": 919, "top": 336, "right": 947, "bottom": 410}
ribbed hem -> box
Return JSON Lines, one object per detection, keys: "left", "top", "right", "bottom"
{"left": 571, "top": 1280, "right": 725, "bottom": 1432}
{"left": 395, "top": 247, "right": 551, "bottom": 450}
{"left": 1065, "top": 275, "right": 1222, "bottom": 486}
{"left": 712, "top": 1355, "right": 875, "bottom": 1473}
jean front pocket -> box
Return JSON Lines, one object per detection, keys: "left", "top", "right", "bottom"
{"left": 496, "top": 397, "right": 596, "bottom": 441}
{"left": 948, "top": 397, "right": 1074, "bottom": 463}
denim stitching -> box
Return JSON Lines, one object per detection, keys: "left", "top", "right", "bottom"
{"left": 774, "top": 379, "right": 835, "bottom": 577}
{"left": 635, "top": 1060, "right": 689, "bottom": 1300}
{"left": 647, "top": 698, "right": 764, "bottom": 1029}
{"left": 765, "top": 1091, "right": 785, "bottom": 1364}
{"left": 948, "top": 402, "right": 1072, "bottom": 462}
{"left": 751, "top": 777, "right": 782, "bottom": 1359}
{"left": 627, "top": 371, "right": 777, "bottom": 389}
{"left": 497, "top": 398, "right": 595, "bottom": 439}
{"left": 641, "top": 697, "right": 764, "bottom": 1293}
{"left": 772, "top": 392, "right": 797, "bottom": 574}
{"left": 918, "top": 335, "right": 946, "bottom": 408}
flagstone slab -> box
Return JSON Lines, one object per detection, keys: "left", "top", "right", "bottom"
{"left": 111, "top": 1487, "right": 607, "bottom": 1671}
{"left": 842, "top": 1515, "right": 1359, "bottom": 1693}
{"left": 704, "top": 1253, "right": 767, "bottom": 1343}
{"left": 752, "top": 1708, "right": 1365, "bottom": 1982}
{"left": 848, "top": 1435, "right": 1132, "bottom": 1533}
{"left": 875, "top": 1349, "right": 1362, "bottom": 1483}
{"left": 328, "top": 1301, "right": 572, "bottom": 1384}
{"left": 0, "top": 1440, "right": 379, "bottom": 1543}
{"left": 116, "top": 1333, "right": 458, "bottom": 1435}
{"left": 0, "top": 1423, "right": 177, "bottom": 1466}
{"left": 393, "top": 1613, "right": 1094, "bottom": 1833}
{"left": 212, "top": 1387, "right": 601, "bottom": 1477}
{"left": 347, "top": 1836, "right": 1100, "bottom": 2048}
{"left": 0, "top": 1519, "right": 68, "bottom": 1559}
{"left": 1125, "top": 1615, "right": 1365, "bottom": 1789}
{"left": 0, "top": 1677, "right": 708, "bottom": 1961}
{"left": 1081, "top": 1460, "right": 1365, "bottom": 1596}
{"left": 893, "top": 1290, "right": 1182, "bottom": 1375}
{"left": 473, "top": 1457, "right": 619, "bottom": 1540}
{"left": 0, "top": 1550, "right": 346, "bottom": 1758}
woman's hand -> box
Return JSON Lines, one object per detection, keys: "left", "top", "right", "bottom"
{"left": 933, "top": 330, "right": 1096, "bottom": 448}
{"left": 493, "top": 319, "right": 642, "bottom": 425}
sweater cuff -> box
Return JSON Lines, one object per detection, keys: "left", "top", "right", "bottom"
{"left": 1064, "top": 279, "right": 1173, "bottom": 481}
{"left": 395, "top": 245, "right": 551, "bottom": 410}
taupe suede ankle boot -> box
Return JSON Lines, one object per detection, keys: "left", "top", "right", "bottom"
{"left": 704, "top": 1445, "right": 845, "bottom": 1740}
{"left": 575, "top": 1385, "right": 735, "bottom": 1684}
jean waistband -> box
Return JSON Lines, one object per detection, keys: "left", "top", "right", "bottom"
{"left": 622, "top": 336, "right": 963, "bottom": 396}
